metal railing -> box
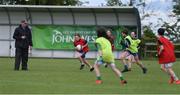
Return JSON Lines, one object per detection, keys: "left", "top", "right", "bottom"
{"left": 144, "top": 43, "right": 180, "bottom": 58}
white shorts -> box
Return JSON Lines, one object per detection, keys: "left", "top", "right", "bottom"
{"left": 161, "top": 63, "right": 174, "bottom": 69}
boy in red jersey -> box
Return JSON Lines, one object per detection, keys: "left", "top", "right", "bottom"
{"left": 157, "top": 28, "right": 180, "bottom": 84}
{"left": 74, "top": 33, "right": 94, "bottom": 72}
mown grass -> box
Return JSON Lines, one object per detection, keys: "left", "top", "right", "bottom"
{"left": 0, "top": 58, "right": 180, "bottom": 94}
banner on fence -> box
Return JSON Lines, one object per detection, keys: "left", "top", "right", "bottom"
{"left": 32, "top": 25, "right": 124, "bottom": 50}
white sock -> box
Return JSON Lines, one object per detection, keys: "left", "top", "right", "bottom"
{"left": 81, "top": 63, "right": 85, "bottom": 65}
{"left": 172, "top": 73, "right": 179, "bottom": 81}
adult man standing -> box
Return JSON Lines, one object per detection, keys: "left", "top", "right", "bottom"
{"left": 13, "top": 20, "right": 33, "bottom": 71}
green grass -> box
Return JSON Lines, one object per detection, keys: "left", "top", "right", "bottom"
{"left": 0, "top": 58, "right": 180, "bottom": 94}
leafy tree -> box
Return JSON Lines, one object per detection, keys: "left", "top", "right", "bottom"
{"left": 106, "top": 0, "right": 122, "bottom": 6}
{"left": 140, "top": 26, "right": 157, "bottom": 57}
{"left": 161, "top": 0, "right": 180, "bottom": 43}
{"left": 141, "top": 26, "right": 156, "bottom": 43}
{"left": 105, "top": 0, "right": 143, "bottom": 6}
{"left": 0, "top": 0, "right": 88, "bottom": 6}
{"left": 173, "top": 0, "right": 180, "bottom": 15}
{"left": 162, "top": 21, "right": 180, "bottom": 43}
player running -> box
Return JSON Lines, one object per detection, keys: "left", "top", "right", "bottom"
{"left": 94, "top": 27, "right": 127, "bottom": 85}
{"left": 104, "top": 30, "right": 115, "bottom": 68}
{"left": 156, "top": 28, "right": 180, "bottom": 84}
{"left": 120, "top": 30, "right": 147, "bottom": 74}
{"left": 107, "top": 30, "right": 115, "bottom": 51}
{"left": 73, "top": 33, "right": 94, "bottom": 72}
{"left": 126, "top": 31, "right": 147, "bottom": 72}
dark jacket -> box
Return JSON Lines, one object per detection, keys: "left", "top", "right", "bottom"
{"left": 13, "top": 25, "right": 33, "bottom": 48}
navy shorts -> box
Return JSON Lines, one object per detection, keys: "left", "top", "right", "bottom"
{"left": 127, "top": 50, "right": 138, "bottom": 57}
{"left": 79, "top": 51, "right": 87, "bottom": 59}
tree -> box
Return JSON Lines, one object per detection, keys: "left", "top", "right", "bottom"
{"left": 141, "top": 26, "right": 156, "bottom": 43}
{"left": 0, "top": 0, "right": 88, "bottom": 6}
{"left": 129, "top": 0, "right": 133, "bottom": 6}
{"left": 162, "top": 21, "right": 180, "bottom": 43}
{"left": 173, "top": 0, "right": 180, "bottom": 15}
{"left": 106, "top": 0, "right": 122, "bottom": 6}
{"left": 141, "top": 26, "right": 157, "bottom": 57}
{"left": 161, "top": 0, "right": 180, "bottom": 43}
{"left": 106, "top": 0, "right": 144, "bottom": 6}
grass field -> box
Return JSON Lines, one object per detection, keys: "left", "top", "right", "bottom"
{"left": 0, "top": 57, "right": 180, "bottom": 94}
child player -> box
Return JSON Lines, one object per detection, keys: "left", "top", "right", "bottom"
{"left": 126, "top": 31, "right": 147, "bottom": 72}
{"left": 73, "top": 33, "right": 94, "bottom": 72}
{"left": 107, "top": 30, "right": 115, "bottom": 51}
{"left": 104, "top": 30, "right": 115, "bottom": 68}
{"left": 94, "top": 27, "right": 127, "bottom": 85}
{"left": 157, "top": 28, "right": 180, "bottom": 84}
{"left": 120, "top": 30, "right": 147, "bottom": 74}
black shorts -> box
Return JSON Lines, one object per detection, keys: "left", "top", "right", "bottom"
{"left": 127, "top": 50, "right": 138, "bottom": 57}
{"left": 79, "top": 51, "right": 87, "bottom": 59}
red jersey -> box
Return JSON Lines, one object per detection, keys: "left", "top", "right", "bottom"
{"left": 157, "top": 36, "right": 176, "bottom": 64}
{"left": 74, "top": 38, "right": 89, "bottom": 52}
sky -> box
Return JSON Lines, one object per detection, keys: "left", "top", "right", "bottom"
{"left": 83, "top": 0, "right": 106, "bottom": 6}
{"left": 81, "top": 0, "right": 176, "bottom": 32}
{"left": 84, "top": 0, "right": 173, "bottom": 6}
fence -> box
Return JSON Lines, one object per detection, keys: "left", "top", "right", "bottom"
{"left": 144, "top": 43, "right": 180, "bottom": 58}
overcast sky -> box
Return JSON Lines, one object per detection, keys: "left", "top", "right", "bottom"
{"left": 82, "top": 0, "right": 106, "bottom": 6}
{"left": 81, "top": 0, "right": 175, "bottom": 32}
{"left": 82, "top": 0, "right": 173, "bottom": 6}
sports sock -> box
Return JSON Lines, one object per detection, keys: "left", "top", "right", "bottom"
{"left": 171, "top": 73, "right": 179, "bottom": 81}
{"left": 120, "top": 77, "right": 124, "bottom": 81}
{"left": 81, "top": 63, "right": 85, "bottom": 65}
{"left": 97, "top": 76, "right": 101, "bottom": 80}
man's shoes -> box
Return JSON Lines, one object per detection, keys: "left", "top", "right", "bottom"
{"left": 80, "top": 64, "right": 85, "bottom": 70}
{"left": 90, "top": 67, "right": 94, "bottom": 72}
{"left": 96, "top": 80, "right": 103, "bottom": 84}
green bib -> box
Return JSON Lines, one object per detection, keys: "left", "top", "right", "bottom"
{"left": 125, "top": 36, "right": 138, "bottom": 53}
